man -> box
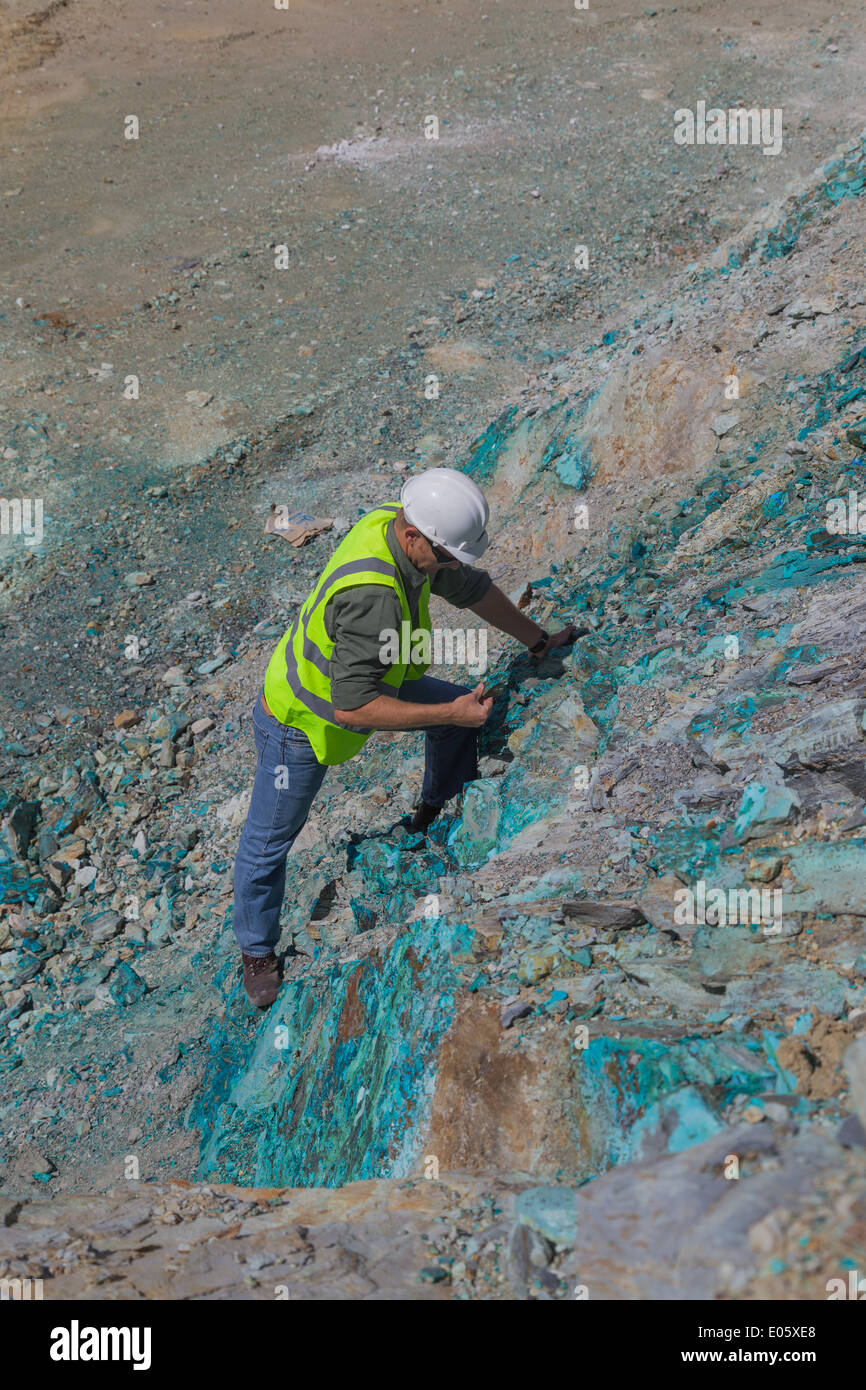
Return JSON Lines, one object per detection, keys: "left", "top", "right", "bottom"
{"left": 233, "top": 467, "right": 578, "bottom": 1006}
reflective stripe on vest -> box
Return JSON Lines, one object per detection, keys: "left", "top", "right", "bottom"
{"left": 263, "top": 506, "right": 432, "bottom": 764}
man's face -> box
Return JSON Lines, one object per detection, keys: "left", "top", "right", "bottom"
{"left": 405, "top": 526, "right": 462, "bottom": 574}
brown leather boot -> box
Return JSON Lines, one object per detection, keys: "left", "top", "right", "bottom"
{"left": 242, "top": 952, "right": 281, "bottom": 1008}
{"left": 410, "top": 801, "right": 441, "bottom": 834}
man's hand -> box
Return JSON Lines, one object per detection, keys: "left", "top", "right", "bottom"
{"left": 450, "top": 682, "right": 494, "bottom": 727}
{"left": 531, "top": 623, "right": 583, "bottom": 659}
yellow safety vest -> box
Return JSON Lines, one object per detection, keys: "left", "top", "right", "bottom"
{"left": 263, "top": 505, "right": 432, "bottom": 764}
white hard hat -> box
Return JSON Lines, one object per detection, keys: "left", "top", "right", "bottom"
{"left": 400, "top": 467, "right": 490, "bottom": 564}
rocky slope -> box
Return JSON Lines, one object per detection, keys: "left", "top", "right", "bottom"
{"left": 3, "top": 6, "right": 866, "bottom": 1301}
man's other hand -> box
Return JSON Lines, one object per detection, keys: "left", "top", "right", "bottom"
{"left": 450, "top": 683, "right": 494, "bottom": 727}
{"left": 531, "top": 623, "right": 583, "bottom": 659}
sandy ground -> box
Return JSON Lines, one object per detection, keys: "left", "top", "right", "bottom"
{"left": 2, "top": 0, "right": 866, "bottom": 725}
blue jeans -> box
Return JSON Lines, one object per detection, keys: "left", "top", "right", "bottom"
{"left": 400, "top": 674, "right": 479, "bottom": 807}
{"left": 232, "top": 676, "right": 477, "bottom": 956}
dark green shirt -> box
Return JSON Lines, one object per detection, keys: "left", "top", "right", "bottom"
{"left": 324, "top": 518, "right": 492, "bottom": 710}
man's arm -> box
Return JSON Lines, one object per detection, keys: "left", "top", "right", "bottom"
{"left": 468, "top": 584, "right": 547, "bottom": 648}
{"left": 469, "top": 584, "right": 582, "bottom": 657}
{"left": 327, "top": 586, "right": 491, "bottom": 729}
{"left": 334, "top": 686, "right": 490, "bottom": 730}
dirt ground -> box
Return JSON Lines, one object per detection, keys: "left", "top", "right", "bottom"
{"left": 2, "top": 0, "right": 866, "bottom": 726}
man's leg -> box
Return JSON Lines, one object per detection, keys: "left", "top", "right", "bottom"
{"left": 232, "top": 693, "right": 328, "bottom": 1003}
{"left": 397, "top": 674, "right": 479, "bottom": 823}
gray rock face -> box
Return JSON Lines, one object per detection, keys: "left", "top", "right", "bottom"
{"left": 1, "top": 1120, "right": 862, "bottom": 1300}
{"left": 558, "top": 1126, "right": 846, "bottom": 1300}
